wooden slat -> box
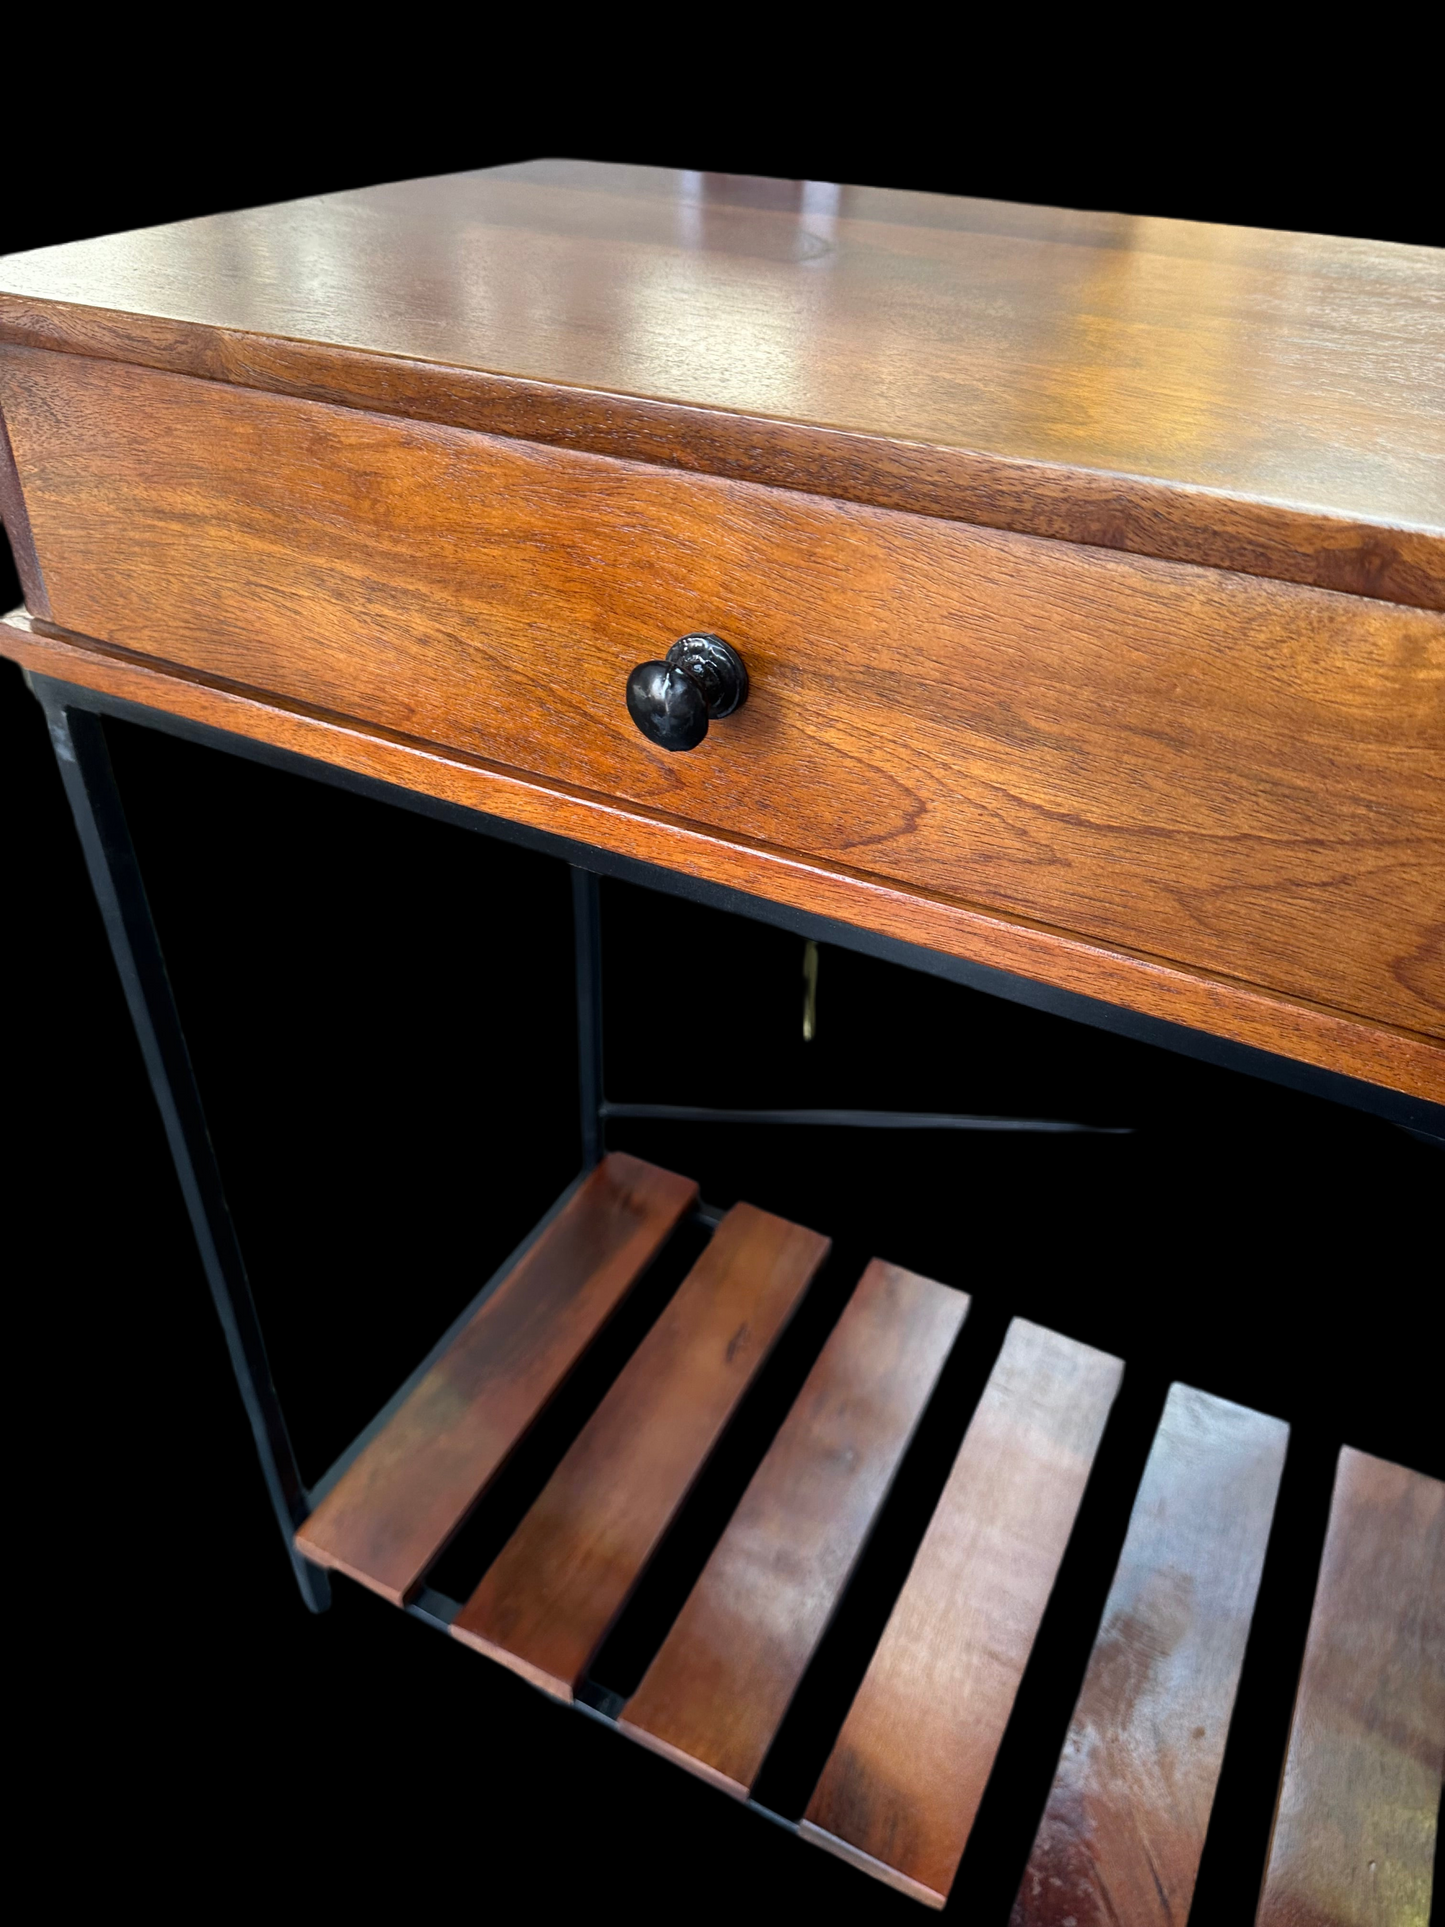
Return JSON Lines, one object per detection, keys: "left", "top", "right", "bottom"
{"left": 294, "top": 1152, "right": 697, "bottom": 1604}
{"left": 800, "top": 1318, "right": 1124, "bottom": 1910}
{"left": 451, "top": 1202, "right": 830, "bottom": 1700}
{"left": 1010, "top": 1383, "right": 1289, "bottom": 1925}
{"left": 619, "top": 1259, "right": 970, "bottom": 1796}
{"left": 1256, "top": 1447, "right": 1444, "bottom": 1927}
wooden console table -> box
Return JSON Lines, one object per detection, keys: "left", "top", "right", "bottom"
{"left": 2, "top": 162, "right": 1440, "bottom": 1919}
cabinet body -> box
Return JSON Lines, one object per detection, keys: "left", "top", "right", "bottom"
{"left": 2, "top": 160, "right": 1443, "bottom": 1106}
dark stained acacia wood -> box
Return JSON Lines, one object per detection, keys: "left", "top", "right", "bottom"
{"left": 293, "top": 1153, "right": 696, "bottom": 1605}
{"left": 618, "top": 1259, "right": 969, "bottom": 1796}
{"left": 1255, "top": 1448, "right": 1443, "bottom": 1927}
{"left": 5, "top": 608, "right": 1441, "bottom": 1107}
{"left": 0, "top": 405, "right": 48, "bottom": 616}
{"left": 3, "top": 353, "right": 1441, "bottom": 1048}
{"left": 1010, "top": 1383, "right": 1289, "bottom": 1926}
{"left": 0, "top": 160, "right": 1440, "bottom": 607}
{"left": 451, "top": 1202, "right": 830, "bottom": 1700}
{"left": 800, "top": 1318, "right": 1124, "bottom": 1910}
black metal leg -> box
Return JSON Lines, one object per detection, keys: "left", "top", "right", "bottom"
{"left": 572, "top": 866, "right": 605, "bottom": 1169}
{"left": 40, "top": 696, "right": 329, "bottom": 1612}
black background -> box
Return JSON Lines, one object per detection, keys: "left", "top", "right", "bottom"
{"left": 5, "top": 68, "right": 1441, "bottom": 1921}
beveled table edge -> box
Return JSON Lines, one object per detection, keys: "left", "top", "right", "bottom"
{"left": 1, "top": 306, "right": 1440, "bottom": 611}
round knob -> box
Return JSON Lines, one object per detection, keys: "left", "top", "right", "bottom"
{"left": 626, "top": 633, "right": 749, "bottom": 752}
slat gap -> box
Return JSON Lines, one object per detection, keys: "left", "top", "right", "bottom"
{"left": 451, "top": 1203, "right": 832, "bottom": 1698}
{"left": 422, "top": 1212, "right": 714, "bottom": 1604}
{"left": 1187, "top": 1428, "right": 1341, "bottom": 1919}
{"left": 947, "top": 1373, "right": 1174, "bottom": 1916}
{"left": 585, "top": 1237, "right": 872, "bottom": 1701}
{"left": 747, "top": 1297, "right": 1013, "bottom": 1819}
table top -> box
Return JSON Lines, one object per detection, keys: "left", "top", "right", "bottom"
{"left": 3, "top": 159, "right": 1442, "bottom": 605}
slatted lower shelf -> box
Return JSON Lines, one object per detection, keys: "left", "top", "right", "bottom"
{"left": 295, "top": 1154, "right": 1444, "bottom": 1918}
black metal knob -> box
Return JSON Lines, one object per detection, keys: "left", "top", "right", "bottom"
{"left": 626, "top": 633, "right": 749, "bottom": 752}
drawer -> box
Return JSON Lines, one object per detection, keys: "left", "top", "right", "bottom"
{"left": 4, "top": 344, "right": 1442, "bottom": 1040}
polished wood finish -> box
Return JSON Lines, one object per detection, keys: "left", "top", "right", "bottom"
{"left": 1255, "top": 1448, "right": 1443, "bottom": 1927}
{"left": 619, "top": 1260, "right": 968, "bottom": 1796}
{"left": 451, "top": 1202, "right": 830, "bottom": 1700}
{"left": 0, "top": 405, "right": 48, "bottom": 617}
{"left": 294, "top": 1154, "right": 696, "bottom": 1605}
{"left": 4, "top": 162, "right": 1443, "bottom": 1098}
{"left": 1, "top": 160, "right": 1440, "bottom": 607}
{"left": 6, "top": 164, "right": 1439, "bottom": 1908}
{"left": 1010, "top": 1383, "right": 1288, "bottom": 1926}
{"left": 800, "top": 1318, "right": 1124, "bottom": 1909}
{"left": 3, "top": 351, "right": 1441, "bottom": 1055}
{"left": 6, "top": 609, "right": 1440, "bottom": 1106}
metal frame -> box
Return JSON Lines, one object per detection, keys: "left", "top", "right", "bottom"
{"left": 41, "top": 697, "right": 329, "bottom": 1612}
{"left": 394, "top": 1576, "right": 806, "bottom": 1840}
{"left": 30, "top": 670, "right": 1445, "bottom": 1621}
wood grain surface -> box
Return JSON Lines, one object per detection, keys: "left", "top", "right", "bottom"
{"left": 4, "top": 351, "right": 1441, "bottom": 1048}
{"left": 0, "top": 404, "right": 48, "bottom": 617}
{"left": 6, "top": 610, "right": 1441, "bottom": 1108}
{"left": 451, "top": 1202, "right": 830, "bottom": 1700}
{"left": 619, "top": 1259, "right": 969, "bottom": 1796}
{"left": 1, "top": 160, "right": 1440, "bottom": 605}
{"left": 800, "top": 1318, "right": 1124, "bottom": 1909}
{"left": 1010, "top": 1383, "right": 1289, "bottom": 1925}
{"left": 294, "top": 1153, "right": 696, "bottom": 1604}
{"left": 1255, "top": 1447, "right": 1443, "bottom": 1927}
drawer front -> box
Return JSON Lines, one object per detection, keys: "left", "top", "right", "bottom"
{"left": 5, "top": 346, "right": 1442, "bottom": 1039}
